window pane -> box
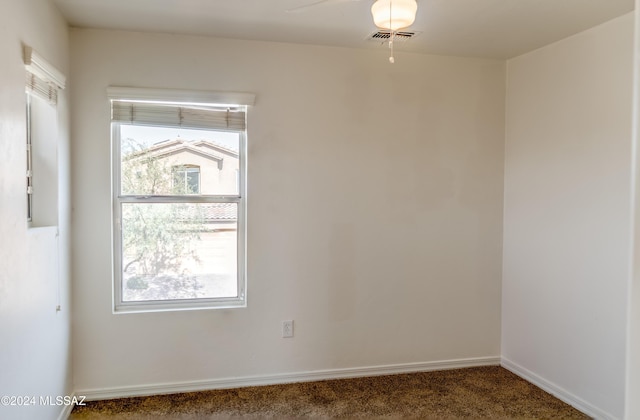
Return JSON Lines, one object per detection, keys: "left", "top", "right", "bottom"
{"left": 173, "top": 169, "right": 186, "bottom": 192}
{"left": 186, "top": 168, "right": 200, "bottom": 194}
{"left": 172, "top": 166, "right": 200, "bottom": 194}
{"left": 120, "top": 125, "right": 240, "bottom": 196}
{"left": 121, "top": 202, "right": 238, "bottom": 302}
{"left": 28, "top": 93, "right": 59, "bottom": 227}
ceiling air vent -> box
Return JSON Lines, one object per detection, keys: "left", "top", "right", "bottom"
{"left": 367, "top": 30, "right": 420, "bottom": 42}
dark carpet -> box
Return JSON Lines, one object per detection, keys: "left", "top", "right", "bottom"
{"left": 69, "top": 366, "right": 589, "bottom": 419}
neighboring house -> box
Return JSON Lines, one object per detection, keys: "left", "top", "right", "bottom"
{"left": 138, "top": 138, "right": 239, "bottom": 196}
{"left": 124, "top": 137, "right": 239, "bottom": 227}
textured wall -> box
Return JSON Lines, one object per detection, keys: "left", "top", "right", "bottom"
{"left": 502, "top": 12, "right": 634, "bottom": 419}
{"left": 0, "top": 0, "right": 72, "bottom": 419}
{"left": 70, "top": 29, "right": 505, "bottom": 393}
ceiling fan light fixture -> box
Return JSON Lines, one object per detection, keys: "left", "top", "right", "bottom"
{"left": 371, "top": 0, "right": 417, "bottom": 31}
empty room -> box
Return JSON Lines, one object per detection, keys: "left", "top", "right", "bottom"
{"left": 1, "top": 0, "right": 640, "bottom": 419}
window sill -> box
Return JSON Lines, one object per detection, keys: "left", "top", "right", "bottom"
{"left": 113, "top": 297, "right": 246, "bottom": 314}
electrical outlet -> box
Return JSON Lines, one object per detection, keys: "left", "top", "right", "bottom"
{"left": 282, "top": 320, "right": 294, "bottom": 338}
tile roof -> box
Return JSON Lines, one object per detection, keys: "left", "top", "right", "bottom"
{"left": 202, "top": 203, "right": 237, "bottom": 221}
{"left": 176, "top": 203, "right": 237, "bottom": 222}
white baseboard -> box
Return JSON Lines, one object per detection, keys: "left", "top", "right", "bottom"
{"left": 56, "top": 403, "right": 75, "bottom": 420}
{"left": 501, "top": 357, "right": 618, "bottom": 420}
{"left": 76, "top": 356, "right": 500, "bottom": 401}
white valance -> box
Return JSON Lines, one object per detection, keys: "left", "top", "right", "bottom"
{"left": 24, "top": 46, "right": 65, "bottom": 105}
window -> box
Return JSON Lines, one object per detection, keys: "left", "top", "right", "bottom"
{"left": 109, "top": 87, "right": 254, "bottom": 312}
{"left": 172, "top": 165, "right": 200, "bottom": 194}
{"left": 24, "top": 46, "right": 65, "bottom": 227}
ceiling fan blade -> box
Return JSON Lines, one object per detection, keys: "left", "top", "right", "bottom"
{"left": 285, "top": 0, "right": 357, "bottom": 13}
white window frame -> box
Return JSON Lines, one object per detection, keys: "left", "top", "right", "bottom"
{"left": 109, "top": 87, "right": 254, "bottom": 313}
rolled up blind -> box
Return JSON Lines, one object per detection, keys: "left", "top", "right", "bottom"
{"left": 26, "top": 71, "right": 58, "bottom": 104}
{"left": 111, "top": 101, "right": 246, "bottom": 132}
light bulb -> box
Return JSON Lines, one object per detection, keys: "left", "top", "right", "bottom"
{"left": 371, "top": 0, "right": 417, "bottom": 31}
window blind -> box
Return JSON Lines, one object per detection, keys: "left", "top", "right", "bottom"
{"left": 23, "top": 46, "right": 65, "bottom": 106}
{"left": 25, "top": 70, "right": 58, "bottom": 105}
{"left": 111, "top": 101, "right": 247, "bottom": 132}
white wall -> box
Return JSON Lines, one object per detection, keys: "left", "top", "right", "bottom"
{"left": 627, "top": 3, "right": 640, "bottom": 419}
{"left": 0, "top": 0, "right": 72, "bottom": 419}
{"left": 70, "top": 29, "right": 505, "bottom": 394}
{"left": 502, "top": 13, "right": 634, "bottom": 419}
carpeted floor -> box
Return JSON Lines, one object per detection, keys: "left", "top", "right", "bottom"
{"left": 70, "top": 366, "right": 589, "bottom": 419}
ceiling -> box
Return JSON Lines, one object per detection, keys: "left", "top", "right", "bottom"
{"left": 53, "top": 0, "right": 634, "bottom": 59}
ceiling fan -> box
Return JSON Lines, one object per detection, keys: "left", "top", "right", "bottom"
{"left": 286, "top": 0, "right": 418, "bottom": 63}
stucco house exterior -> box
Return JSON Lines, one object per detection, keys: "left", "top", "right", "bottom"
{"left": 135, "top": 137, "right": 240, "bottom": 196}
